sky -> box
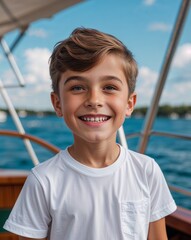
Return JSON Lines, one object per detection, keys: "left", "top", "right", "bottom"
{"left": 0, "top": 0, "right": 191, "bottom": 111}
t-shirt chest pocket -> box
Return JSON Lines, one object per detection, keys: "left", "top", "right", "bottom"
{"left": 120, "top": 199, "right": 149, "bottom": 239}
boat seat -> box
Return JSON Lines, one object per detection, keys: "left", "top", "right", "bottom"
{"left": 0, "top": 170, "right": 29, "bottom": 240}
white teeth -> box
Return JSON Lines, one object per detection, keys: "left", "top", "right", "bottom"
{"left": 81, "top": 116, "right": 108, "bottom": 122}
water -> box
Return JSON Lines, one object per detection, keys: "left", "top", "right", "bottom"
{"left": 0, "top": 115, "right": 191, "bottom": 209}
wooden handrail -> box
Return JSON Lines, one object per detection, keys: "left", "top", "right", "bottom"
{"left": 0, "top": 130, "right": 60, "bottom": 154}
{"left": 166, "top": 206, "right": 191, "bottom": 236}
{"left": 1, "top": 130, "right": 191, "bottom": 197}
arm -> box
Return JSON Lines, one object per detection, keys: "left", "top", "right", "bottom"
{"left": 148, "top": 218, "right": 168, "bottom": 240}
{"left": 19, "top": 237, "right": 47, "bottom": 240}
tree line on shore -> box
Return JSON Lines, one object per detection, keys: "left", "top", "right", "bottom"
{"left": 132, "top": 105, "right": 191, "bottom": 117}
{"left": 0, "top": 105, "right": 191, "bottom": 118}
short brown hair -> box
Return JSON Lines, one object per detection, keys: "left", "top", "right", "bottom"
{"left": 49, "top": 27, "right": 138, "bottom": 94}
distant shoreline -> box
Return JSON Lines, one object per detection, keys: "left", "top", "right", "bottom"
{"left": 133, "top": 105, "right": 191, "bottom": 118}
{"left": 0, "top": 104, "right": 191, "bottom": 119}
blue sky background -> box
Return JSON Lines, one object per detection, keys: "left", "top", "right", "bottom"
{"left": 0, "top": 0, "right": 191, "bottom": 110}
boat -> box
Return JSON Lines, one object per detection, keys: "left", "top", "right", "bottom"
{"left": 0, "top": 111, "right": 7, "bottom": 123}
{"left": 18, "top": 110, "right": 27, "bottom": 118}
{"left": 169, "top": 112, "right": 179, "bottom": 120}
{"left": 0, "top": 0, "right": 191, "bottom": 239}
{"left": 185, "top": 113, "right": 191, "bottom": 119}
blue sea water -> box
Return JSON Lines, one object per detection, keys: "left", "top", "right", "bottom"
{"left": 0, "top": 115, "right": 191, "bottom": 209}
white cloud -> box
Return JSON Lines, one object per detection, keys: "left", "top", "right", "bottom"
{"left": 145, "top": 34, "right": 190, "bottom": 100}
{"left": 162, "top": 81, "right": 191, "bottom": 105}
{"left": 2, "top": 48, "right": 190, "bottom": 110}
{"left": 136, "top": 64, "right": 191, "bottom": 107}
{"left": 143, "top": 0, "right": 155, "bottom": 6}
{"left": 172, "top": 43, "right": 191, "bottom": 68}
{"left": 6, "top": 85, "right": 53, "bottom": 110}
{"left": 28, "top": 28, "right": 48, "bottom": 38}
{"left": 148, "top": 22, "right": 172, "bottom": 32}
{"left": 0, "top": 47, "right": 53, "bottom": 110}
{"left": 136, "top": 66, "right": 158, "bottom": 106}
{"left": 24, "top": 48, "right": 51, "bottom": 85}
{"left": 1, "top": 70, "right": 17, "bottom": 85}
{"left": 20, "top": 47, "right": 53, "bottom": 108}
{"left": 34, "top": 83, "right": 51, "bottom": 93}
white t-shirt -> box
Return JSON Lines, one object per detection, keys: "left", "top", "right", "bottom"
{"left": 4, "top": 145, "right": 176, "bottom": 239}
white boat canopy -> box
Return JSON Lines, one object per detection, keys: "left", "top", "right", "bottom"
{"left": 0, "top": 0, "right": 83, "bottom": 37}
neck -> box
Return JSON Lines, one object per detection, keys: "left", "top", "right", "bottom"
{"left": 68, "top": 141, "right": 120, "bottom": 168}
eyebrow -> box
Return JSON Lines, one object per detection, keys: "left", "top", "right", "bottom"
{"left": 63, "top": 75, "right": 124, "bottom": 85}
{"left": 64, "top": 76, "right": 86, "bottom": 85}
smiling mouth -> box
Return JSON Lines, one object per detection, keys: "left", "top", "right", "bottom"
{"left": 79, "top": 115, "right": 110, "bottom": 123}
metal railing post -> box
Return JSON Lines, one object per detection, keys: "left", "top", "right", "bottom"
{"left": 118, "top": 126, "right": 128, "bottom": 149}
{"left": 0, "top": 80, "right": 39, "bottom": 165}
{"left": 138, "top": 0, "right": 191, "bottom": 153}
{"left": 0, "top": 38, "right": 25, "bottom": 87}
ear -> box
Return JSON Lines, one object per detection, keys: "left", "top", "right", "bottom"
{"left": 51, "top": 92, "right": 63, "bottom": 117}
{"left": 126, "top": 92, "right": 137, "bottom": 117}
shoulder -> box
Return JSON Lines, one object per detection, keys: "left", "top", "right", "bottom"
{"left": 127, "top": 149, "right": 153, "bottom": 162}
{"left": 124, "top": 148, "right": 163, "bottom": 181}
{"left": 30, "top": 149, "right": 68, "bottom": 185}
{"left": 126, "top": 148, "right": 156, "bottom": 170}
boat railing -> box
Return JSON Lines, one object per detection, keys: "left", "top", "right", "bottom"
{"left": 0, "top": 34, "right": 40, "bottom": 166}
{"left": 0, "top": 128, "right": 190, "bottom": 198}
{"left": 0, "top": 130, "right": 60, "bottom": 154}
{"left": 126, "top": 130, "right": 191, "bottom": 141}
{"left": 137, "top": 0, "right": 190, "bottom": 155}
{"left": 124, "top": 0, "right": 191, "bottom": 202}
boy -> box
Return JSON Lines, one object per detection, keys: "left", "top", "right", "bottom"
{"left": 4, "top": 27, "right": 176, "bottom": 239}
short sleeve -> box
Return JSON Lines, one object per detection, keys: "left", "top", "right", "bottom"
{"left": 3, "top": 172, "right": 51, "bottom": 238}
{"left": 147, "top": 159, "right": 177, "bottom": 222}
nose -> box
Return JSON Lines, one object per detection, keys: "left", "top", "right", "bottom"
{"left": 84, "top": 89, "right": 103, "bottom": 108}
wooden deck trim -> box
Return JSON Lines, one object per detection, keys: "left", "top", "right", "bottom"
{"left": 0, "top": 232, "right": 19, "bottom": 240}
{"left": 0, "top": 171, "right": 28, "bottom": 238}
{"left": 166, "top": 206, "right": 191, "bottom": 235}
{"left": 0, "top": 170, "right": 28, "bottom": 208}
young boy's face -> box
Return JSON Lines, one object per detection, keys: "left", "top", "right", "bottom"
{"left": 51, "top": 54, "right": 136, "bottom": 144}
